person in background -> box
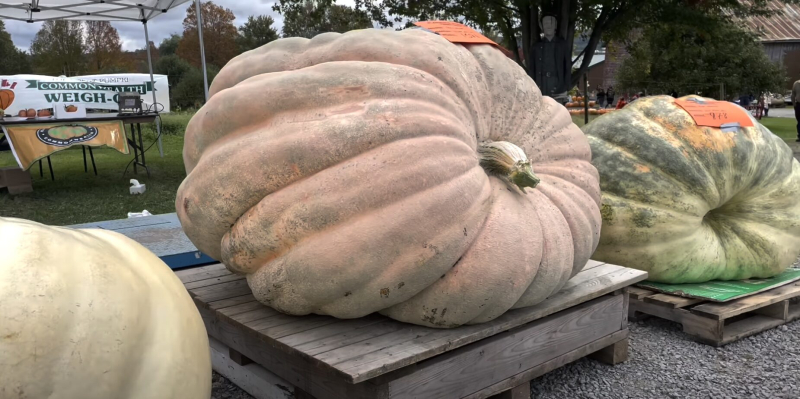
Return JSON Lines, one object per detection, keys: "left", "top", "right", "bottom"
{"left": 616, "top": 96, "right": 627, "bottom": 109}
{"left": 792, "top": 80, "right": 800, "bottom": 141}
{"left": 596, "top": 86, "right": 606, "bottom": 108}
{"left": 761, "top": 93, "right": 770, "bottom": 118}
{"left": 739, "top": 94, "right": 751, "bottom": 108}
{"left": 671, "top": 89, "right": 678, "bottom": 98}
{"left": 606, "top": 86, "right": 615, "bottom": 109}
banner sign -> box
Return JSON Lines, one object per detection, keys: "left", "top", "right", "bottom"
{"left": 0, "top": 73, "right": 170, "bottom": 115}
{"left": 2, "top": 120, "right": 129, "bottom": 170}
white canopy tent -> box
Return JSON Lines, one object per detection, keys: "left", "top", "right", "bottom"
{"left": 0, "top": 0, "right": 212, "bottom": 156}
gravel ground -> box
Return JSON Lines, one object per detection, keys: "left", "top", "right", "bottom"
{"left": 530, "top": 317, "right": 800, "bottom": 399}
{"left": 212, "top": 372, "right": 254, "bottom": 399}
{"left": 212, "top": 259, "right": 800, "bottom": 399}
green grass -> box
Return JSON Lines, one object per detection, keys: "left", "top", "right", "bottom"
{"left": 571, "top": 114, "right": 599, "bottom": 128}
{"left": 0, "top": 113, "right": 192, "bottom": 226}
{"left": 760, "top": 117, "right": 797, "bottom": 142}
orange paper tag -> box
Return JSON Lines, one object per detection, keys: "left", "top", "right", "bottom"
{"left": 674, "top": 98, "right": 754, "bottom": 128}
{"left": 413, "top": 21, "right": 498, "bottom": 45}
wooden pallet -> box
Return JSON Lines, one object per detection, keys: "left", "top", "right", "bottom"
{"left": 628, "top": 282, "right": 800, "bottom": 346}
{"left": 177, "top": 260, "right": 646, "bottom": 399}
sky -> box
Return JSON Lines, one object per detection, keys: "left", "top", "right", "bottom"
{"left": 5, "top": 0, "right": 359, "bottom": 52}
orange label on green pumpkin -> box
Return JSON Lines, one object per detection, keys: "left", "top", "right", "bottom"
{"left": 675, "top": 98, "right": 754, "bottom": 128}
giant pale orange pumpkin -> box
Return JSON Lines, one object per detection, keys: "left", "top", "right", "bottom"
{"left": 176, "top": 29, "right": 602, "bottom": 327}
{"left": 585, "top": 95, "right": 800, "bottom": 283}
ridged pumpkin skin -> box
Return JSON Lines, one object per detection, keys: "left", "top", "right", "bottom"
{"left": 176, "top": 29, "right": 601, "bottom": 328}
{"left": 585, "top": 95, "right": 800, "bottom": 283}
{"left": 0, "top": 217, "right": 211, "bottom": 399}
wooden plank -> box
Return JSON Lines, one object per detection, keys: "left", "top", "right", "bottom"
{"left": 193, "top": 279, "right": 252, "bottom": 303}
{"left": 229, "top": 347, "right": 254, "bottom": 366}
{"left": 628, "top": 287, "right": 655, "bottom": 300}
{"left": 332, "top": 266, "right": 646, "bottom": 383}
{"left": 721, "top": 315, "right": 786, "bottom": 345}
{"left": 381, "top": 295, "right": 624, "bottom": 399}
{"left": 297, "top": 320, "right": 408, "bottom": 357}
{"left": 753, "top": 301, "right": 789, "bottom": 320}
{"left": 259, "top": 317, "right": 344, "bottom": 340}
{"left": 175, "top": 263, "right": 229, "bottom": 284}
{"left": 490, "top": 383, "right": 530, "bottom": 399}
{"left": 788, "top": 300, "right": 800, "bottom": 322}
{"left": 582, "top": 259, "right": 606, "bottom": 271}
{"left": 208, "top": 294, "right": 258, "bottom": 310}
{"left": 644, "top": 293, "right": 704, "bottom": 309}
{"left": 184, "top": 273, "right": 246, "bottom": 290}
{"left": 316, "top": 326, "right": 439, "bottom": 366}
{"left": 198, "top": 304, "right": 387, "bottom": 399}
{"left": 218, "top": 301, "right": 268, "bottom": 317}
{"left": 629, "top": 299, "right": 723, "bottom": 345}
{"left": 691, "top": 282, "right": 800, "bottom": 320}
{"left": 588, "top": 337, "right": 628, "bottom": 365}
{"left": 464, "top": 330, "right": 628, "bottom": 399}
{"left": 228, "top": 307, "right": 282, "bottom": 325}
{"left": 208, "top": 336, "right": 295, "bottom": 399}
{"left": 278, "top": 314, "right": 386, "bottom": 349}
{"left": 621, "top": 287, "right": 630, "bottom": 329}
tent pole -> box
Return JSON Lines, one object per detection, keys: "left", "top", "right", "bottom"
{"left": 143, "top": 20, "right": 163, "bottom": 157}
{"left": 195, "top": 0, "right": 209, "bottom": 102}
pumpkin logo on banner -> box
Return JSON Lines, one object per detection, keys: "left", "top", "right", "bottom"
{"left": 0, "top": 89, "right": 14, "bottom": 109}
{"left": 36, "top": 125, "right": 98, "bottom": 146}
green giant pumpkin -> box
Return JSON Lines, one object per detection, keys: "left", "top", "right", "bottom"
{"left": 585, "top": 95, "right": 800, "bottom": 283}
{"left": 176, "top": 29, "right": 602, "bottom": 328}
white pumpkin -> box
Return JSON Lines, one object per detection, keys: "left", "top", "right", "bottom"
{"left": 0, "top": 217, "right": 211, "bottom": 399}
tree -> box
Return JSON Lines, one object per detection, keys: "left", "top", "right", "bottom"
{"left": 85, "top": 21, "right": 127, "bottom": 73}
{"left": 277, "top": 0, "right": 792, "bottom": 90}
{"left": 616, "top": 20, "right": 786, "bottom": 99}
{"left": 159, "top": 33, "right": 182, "bottom": 57}
{"left": 174, "top": 65, "right": 220, "bottom": 108}
{"left": 0, "top": 21, "right": 30, "bottom": 75}
{"left": 276, "top": 0, "right": 372, "bottom": 38}
{"left": 30, "top": 21, "right": 85, "bottom": 76}
{"left": 123, "top": 41, "right": 160, "bottom": 74}
{"left": 177, "top": 1, "right": 239, "bottom": 69}
{"left": 155, "top": 54, "right": 193, "bottom": 105}
{"left": 237, "top": 15, "right": 279, "bottom": 52}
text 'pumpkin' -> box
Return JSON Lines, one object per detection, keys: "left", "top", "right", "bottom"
{"left": 176, "top": 29, "right": 602, "bottom": 328}
{"left": 585, "top": 95, "right": 800, "bottom": 283}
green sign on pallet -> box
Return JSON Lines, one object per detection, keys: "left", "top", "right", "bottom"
{"left": 637, "top": 267, "right": 800, "bottom": 302}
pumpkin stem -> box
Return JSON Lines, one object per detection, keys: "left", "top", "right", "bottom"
{"left": 478, "top": 141, "right": 540, "bottom": 192}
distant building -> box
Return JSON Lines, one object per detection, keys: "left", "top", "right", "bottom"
{"left": 742, "top": 0, "right": 800, "bottom": 89}
{"left": 572, "top": 51, "right": 606, "bottom": 90}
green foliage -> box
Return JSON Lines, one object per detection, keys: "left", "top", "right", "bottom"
{"left": 237, "top": 15, "right": 280, "bottom": 52}
{"left": 337, "top": 0, "right": 799, "bottom": 89}
{"left": 156, "top": 55, "right": 194, "bottom": 106}
{"left": 177, "top": 1, "right": 239, "bottom": 69}
{"left": 159, "top": 34, "right": 182, "bottom": 57}
{"left": 173, "top": 65, "right": 219, "bottom": 108}
{"left": 30, "top": 21, "right": 85, "bottom": 76}
{"left": 617, "top": 20, "right": 786, "bottom": 98}
{"left": 0, "top": 21, "right": 30, "bottom": 75}
{"left": 275, "top": 0, "right": 373, "bottom": 38}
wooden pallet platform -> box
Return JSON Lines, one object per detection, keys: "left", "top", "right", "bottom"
{"left": 178, "top": 261, "right": 647, "bottom": 399}
{"left": 628, "top": 282, "right": 800, "bottom": 346}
